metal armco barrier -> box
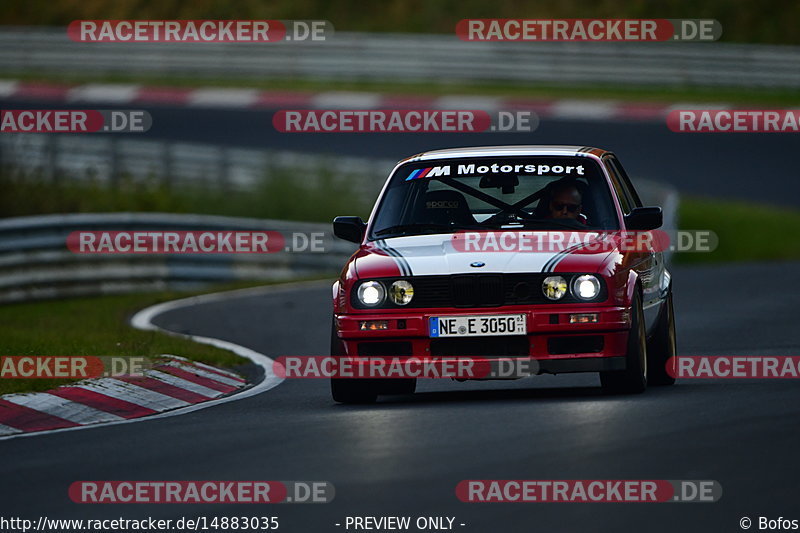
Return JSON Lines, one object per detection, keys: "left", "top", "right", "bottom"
{"left": 0, "top": 177, "right": 675, "bottom": 303}
{"left": 0, "top": 213, "right": 355, "bottom": 303}
{"left": 0, "top": 135, "right": 393, "bottom": 204}
{"left": 1, "top": 27, "right": 799, "bottom": 88}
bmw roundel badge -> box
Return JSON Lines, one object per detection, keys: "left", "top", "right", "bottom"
{"left": 470, "top": 261, "right": 485, "bottom": 268}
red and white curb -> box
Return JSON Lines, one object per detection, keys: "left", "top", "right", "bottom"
{"left": 0, "top": 355, "right": 246, "bottom": 437}
{"left": 0, "top": 79, "right": 725, "bottom": 123}
{"left": 0, "top": 282, "right": 310, "bottom": 440}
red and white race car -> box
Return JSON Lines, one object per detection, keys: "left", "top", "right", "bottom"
{"left": 330, "top": 146, "right": 676, "bottom": 403}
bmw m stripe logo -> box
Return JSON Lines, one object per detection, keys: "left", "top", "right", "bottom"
{"left": 406, "top": 168, "right": 431, "bottom": 180}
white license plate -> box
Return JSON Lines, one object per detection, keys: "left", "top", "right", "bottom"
{"left": 429, "top": 314, "right": 526, "bottom": 338}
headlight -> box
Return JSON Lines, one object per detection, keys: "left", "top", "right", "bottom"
{"left": 357, "top": 281, "right": 385, "bottom": 306}
{"left": 573, "top": 274, "right": 601, "bottom": 300}
{"left": 389, "top": 280, "right": 414, "bottom": 305}
{"left": 542, "top": 276, "right": 568, "bottom": 300}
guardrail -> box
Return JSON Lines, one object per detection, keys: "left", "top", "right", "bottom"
{"left": 1, "top": 27, "right": 800, "bottom": 89}
{"left": 0, "top": 176, "right": 676, "bottom": 303}
{"left": 0, "top": 213, "right": 354, "bottom": 303}
{"left": 0, "top": 134, "right": 393, "bottom": 204}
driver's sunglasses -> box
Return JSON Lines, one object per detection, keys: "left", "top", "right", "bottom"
{"left": 551, "top": 202, "right": 581, "bottom": 213}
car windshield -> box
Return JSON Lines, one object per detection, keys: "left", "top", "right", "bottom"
{"left": 370, "top": 156, "right": 619, "bottom": 239}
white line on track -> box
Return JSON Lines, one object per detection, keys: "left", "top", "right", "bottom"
{"left": 0, "top": 279, "right": 330, "bottom": 441}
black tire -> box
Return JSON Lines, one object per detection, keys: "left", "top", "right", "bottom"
{"left": 647, "top": 291, "right": 677, "bottom": 386}
{"left": 601, "top": 289, "right": 648, "bottom": 394}
{"left": 330, "top": 376, "right": 379, "bottom": 404}
{"left": 329, "top": 321, "right": 378, "bottom": 404}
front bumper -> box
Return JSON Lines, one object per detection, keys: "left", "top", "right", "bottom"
{"left": 335, "top": 304, "right": 631, "bottom": 376}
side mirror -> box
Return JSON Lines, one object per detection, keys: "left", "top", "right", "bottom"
{"left": 333, "top": 216, "right": 366, "bottom": 243}
{"left": 624, "top": 206, "right": 662, "bottom": 230}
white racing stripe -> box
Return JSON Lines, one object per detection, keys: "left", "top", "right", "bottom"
{"left": 376, "top": 239, "right": 412, "bottom": 275}
{"left": 382, "top": 234, "right": 564, "bottom": 275}
{"left": 76, "top": 378, "right": 191, "bottom": 410}
{"left": 4, "top": 393, "right": 125, "bottom": 425}
{"left": 380, "top": 232, "right": 613, "bottom": 276}
{"left": 146, "top": 370, "right": 223, "bottom": 398}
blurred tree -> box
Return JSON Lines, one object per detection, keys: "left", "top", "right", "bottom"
{"left": 1, "top": 0, "right": 797, "bottom": 44}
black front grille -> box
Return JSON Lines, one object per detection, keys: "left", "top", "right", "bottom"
{"left": 357, "top": 342, "right": 413, "bottom": 357}
{"left": 548, "top": 335, "right": 604, "bottom": 355}
{"left": 431, "top": 336, "right": 530, "bottom": 357}
{"left": 451, "top": 275, "right": 503, "bottom": 307}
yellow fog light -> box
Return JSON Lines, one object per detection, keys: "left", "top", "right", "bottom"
{"left": 542, "top": 276, "right": 568, "bottom": 300}
{"left": 389, "top": 280, "right": 414, "bottom": 305}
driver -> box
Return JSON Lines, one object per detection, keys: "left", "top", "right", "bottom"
{"left": 547, "top": 180, "right": 585, "bottom": 221}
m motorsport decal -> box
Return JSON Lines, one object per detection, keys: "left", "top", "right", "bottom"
{"left": 406, "top": 163, "right": 584, "bottom": 180}
{"left": 406, "top": 166, "right": 451, "bottom": 180}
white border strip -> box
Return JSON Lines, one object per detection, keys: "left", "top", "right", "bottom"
{"left": 0, "top": 280, "right": 329, "bottom": 441}
{"left": 1, "top": 79, "right": 679, "bottom": 122}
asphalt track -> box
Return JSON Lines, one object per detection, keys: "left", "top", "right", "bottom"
{"left": 2, "top": 98, "right": 799, "bottom": 531}
{"left": 1, "top": 261, "right": 799, "bottom": 532}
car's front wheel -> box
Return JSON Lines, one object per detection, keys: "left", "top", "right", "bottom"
{"left": 647, "top": 290, "right": 677, "bottom": 386}
{"left": 330, "top": 322, "right": 378, "bottom": 404}
{"left": 600, "top": 289, "right": 648, "bottom": 394}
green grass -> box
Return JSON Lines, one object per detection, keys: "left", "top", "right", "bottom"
{"left": 0, "top": 279, "right": 325, "bottom": 395}
{"left": 4, "top": 173, "right": 800, "bottom": 265}
{"left": 9, "top": 71, "right": 800, "bottom": 107}
{"left": 0, "top": 172, "right": 373, "bottom": 222}
{"left": 676, "top": 197, "right": 800, "bottom": 263}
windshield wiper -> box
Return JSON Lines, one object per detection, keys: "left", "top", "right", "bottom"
{"left": 374, "top": 223, "right": 475, "bottom": 237}
{"left": 484, "top": 218, "right": 591, "bottom": 230}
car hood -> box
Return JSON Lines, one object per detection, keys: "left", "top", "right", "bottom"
{"left": 354, "top": 232, "right": 618, "bottom": 278}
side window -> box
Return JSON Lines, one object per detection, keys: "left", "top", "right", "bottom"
{"left": 607, "top": 156, "right": 643, "bottom": 208}
{"left": 604, "top": 156, "right": 633, "bottom": 214}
